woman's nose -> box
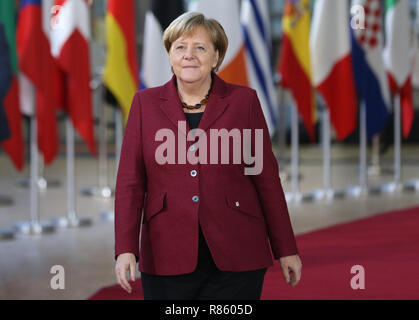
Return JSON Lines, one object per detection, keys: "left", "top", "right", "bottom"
{"left": 183, "top": 47, "right": 195, "bottom": 60}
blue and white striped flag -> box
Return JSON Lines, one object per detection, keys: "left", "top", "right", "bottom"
{"left": 241, "top": 0, "right": 278, "bottom": 136}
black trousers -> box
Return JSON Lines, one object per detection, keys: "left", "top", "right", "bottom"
{"left": 141, "top": 224, "right": 267, "bottom": 300}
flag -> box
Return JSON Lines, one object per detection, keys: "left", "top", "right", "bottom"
{"left": 241, "top": 0, "right": 278, "bottom": 136}
{"left": 18, "top": 73, "right": 36, "bottom": 116}
{"left": 50, "top": 0, "right": 96, "bottom": 155}
{"left": 18, "top": 0, "right": 62, "bottom": 119}
{"left": 383, "top": 0, "right": 414, "bottom": 138}
{"left": 17, "top": 0, "right": 62, "bottom": 164}
{"left": 310, "top": 0, "right": 358, "bottom": 141}
{"left": 0, "top": 0, "right": 24, "bottom": 171}
{"left": 278, "top": 0, "right": 316, "bottom": 141}
{"left": 412, "top": 1, "right": 419, "bottom": 89}
{"left": 189, "top": 0, "right": 249, "bottom": 87}
{"left": 412, "top": 0, "right": 419, "bottom": 89}
{"left": 351, "top": 0, "right": 390, "bottom": 138}
{"left": 103, "top": 0, "right": 139, "bottom": 122}
{"left": 0, "top": 23, "right": 11, "bottom": 142}
{"left": 141, "top": 0, "right": 184, "bottom": 89}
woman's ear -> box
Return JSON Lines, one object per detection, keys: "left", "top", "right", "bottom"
{"left": 213, "top": 50, "right": 219, "bottom": 69}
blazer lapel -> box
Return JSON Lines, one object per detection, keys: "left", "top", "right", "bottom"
{"left": 196, "top": 73, "right": 229, "bottom": 137}
{"left": 158, "top": 72, "right": 229, "bottom": 138}
{"left": 158, "top": 75, "right": 188, "bottom": 136}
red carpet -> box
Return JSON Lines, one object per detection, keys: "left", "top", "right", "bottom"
{"left": 89, "top": 206, "right": 419, "bottom": 300}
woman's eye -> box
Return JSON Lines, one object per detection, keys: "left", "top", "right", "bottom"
{"left": 197, "top": 46, "right": 205, "bottom": 50}
{"left": 176, "top": 45, "right": 184, "bottom": 50}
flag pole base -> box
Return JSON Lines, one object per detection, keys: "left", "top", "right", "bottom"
{"left": 13, "top": 221, "right": 56, "bottom": 235}
{"left": 52, "top": 215, "right": 93, "bottom": 228}
{"left": 16, "top": 177, "right": 61, "bottom": 190}
{"left": 403, "top": 179, "right": 419, "bottom": 192}
{"left": 285, "top": 192, "right": 303, "bottom": 204}
{"left": 301, "top": 189, "right": 326, "bottom": 202}
{"left": 0, "top": 195, "right": 14, "bottom": 207}
{"left": 302, "top": 188, "right": 345, "bottom": 202}
{"left": 344, "top": 185, "right": 369, "bottom": 198}
{"left": 369, "top": 182, "right": 402, "bottom": 194}
{"left": 80, "top": 186, "right": 114, "bottom": 198}
{"left": 100, "top": 210, "right": 115, "bottom": 222}
{"left": 279, "top": 170, "right": 290, "bottom": 182}
{"left": 367, "top": 165, "right": 394, "bottom": 177}
{"left": 0, "top": 228, "right": 15, "bottom": 240}
{"left": 380, "top": 182, "right": 402, "bottom": 194}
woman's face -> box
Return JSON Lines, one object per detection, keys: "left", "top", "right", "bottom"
{"left": 169, "top": 26, "right": 219, "bottom": 84}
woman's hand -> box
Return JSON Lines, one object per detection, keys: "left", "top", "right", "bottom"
{"left": 115, "top": 253, "right": 137, "bottom": 293}
{"left": 279, "top": 254, "right": 302, "bottom": 287}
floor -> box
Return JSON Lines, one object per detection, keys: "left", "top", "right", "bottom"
{"left": 0, "top": 143, "right": 418, "bottom": 300}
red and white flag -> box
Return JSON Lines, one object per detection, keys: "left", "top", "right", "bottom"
{"left": 384, "top": 0, "right": 414, "bottom": 139}
{"left": 50, "top": 0, "right": 96, "bottom": 154}
{"left": 17, "top": 0, "right": 63, "bottom": 164}
{"left": 310, "top": 0, "right": 358, "bottom": 141}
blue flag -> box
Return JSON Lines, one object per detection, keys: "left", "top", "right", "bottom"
{"left": 0, "top": 22, "right": 12, "bottom": 142}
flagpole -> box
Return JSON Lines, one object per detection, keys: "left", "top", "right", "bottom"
{"left": 404, "top": 0, "right": 419, "bottom": 191}
{"left": 80, "top": 76, "right": 113, "bottom": 199}
{"left": 115, "top": 108, "right": 123, "bottom": 176}
{"left": 323, "top": 107, "right": 337, "bottom": 199}
{"left": 97, "top": 82, "right": 112, "bottom": 196}
{"left": 368, "top": 134, "right": 381, "bottom": 176}
{"left": 38, "top": 156, "right": 47, "bottom": 190}
{"left": 14, "top": 115, "right": 55, "bottom": 235}
{"left": 381, "top": 94, "right": 402, "bottom": 193}
{"left": 394, "top": 94, "right": 401, "bottom": 185}
{"left": 0, "top": 197, "right": 14, "bottom": 239}
{"left": 16, "top": 153, "right": 61, "bottom": 190}
{"left": 346, "top": 100, "right": 368, "bottom": 197}
{"left": 276, "top": 84, "right": 291, "bottom": 202}
{"left": 52, "top": 117, "right": 92, "bottom": 228}
{"left": 289, "top": 102, "right": 302, "bottom": 203}
{"left": 15, "top": 117, "right": 60, "bottom": 190}
{"left": 359, "top": 101, "right": 368, "bottom": 190}
{"left": 302, "top": 106, "right": 334, "bottom": 201}
{"left": 276, "top": 77, "right": 290, "bottom": 187}
{"left": 38, "top": 154, "right": 61, "bottom": 189}
{"left": 101, "top": 107, "right": 123, "bottom": 222}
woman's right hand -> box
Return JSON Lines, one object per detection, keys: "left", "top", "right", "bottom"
{"left": 115, "top": 253, "right": 137, "bottom": 293}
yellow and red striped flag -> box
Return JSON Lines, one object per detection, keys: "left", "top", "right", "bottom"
{"left": 103, "top": 0, "right": 139, "bottom": 122}
{"left": 278, "top": 0, "right": 316, "bottom": 141}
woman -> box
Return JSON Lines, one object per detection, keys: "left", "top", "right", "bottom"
{"left": 114, "top": 12, "right": 302, "bottom": 300}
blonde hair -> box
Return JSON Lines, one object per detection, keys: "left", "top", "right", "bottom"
{"left": 163, "top": 12, "right": 228, "bottom": 72}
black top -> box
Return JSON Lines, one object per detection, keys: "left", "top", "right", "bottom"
{"left": 184, "top": 111, "right": 204, "bottom": 130}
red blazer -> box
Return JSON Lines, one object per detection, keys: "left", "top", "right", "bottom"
{"left": 115, "top": 72, "right": 298, "bottom": 275}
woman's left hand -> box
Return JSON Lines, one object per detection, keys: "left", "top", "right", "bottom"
{"left": 279, "top": 254, "right": 302, "bottom": 287}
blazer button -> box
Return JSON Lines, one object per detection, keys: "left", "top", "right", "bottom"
{"left": 235, "top": 201, "right": 240, "bottom": 207}
{"left": 190, "top": 170, "right": 197, "bottom": 177}
{"left": 192, "top": 195, "right": 199, "bottom": 202}
{"left": 189, "top": 144, "right": 196, "bottom": 152}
